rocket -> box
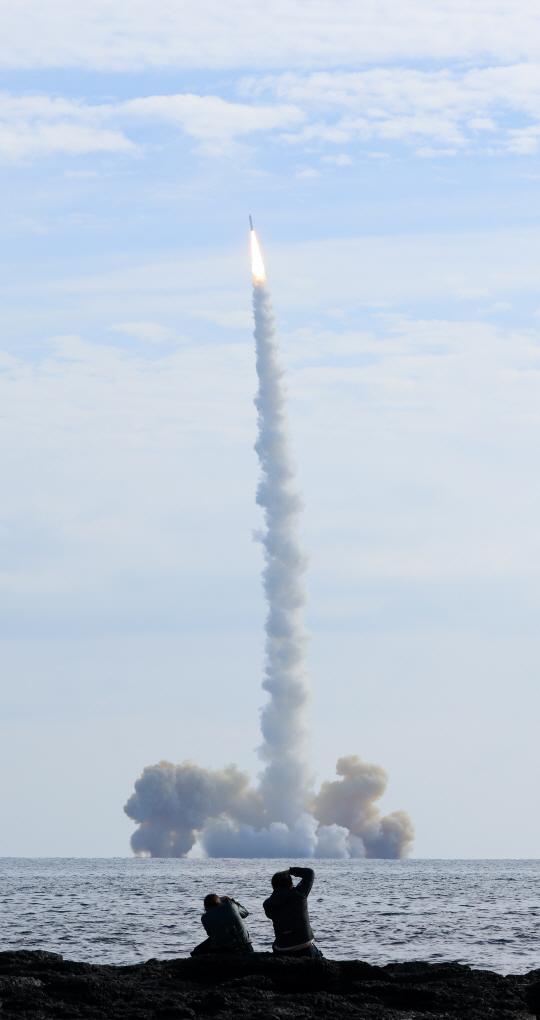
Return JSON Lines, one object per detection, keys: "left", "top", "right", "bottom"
{"left": 249, "top": 215, "right": 253, "bottom": 231}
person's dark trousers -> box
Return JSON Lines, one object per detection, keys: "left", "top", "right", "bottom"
{"left": 191, "top": 938, "right": 213, "bottom": 956}
{"left": 273, "top": 943, "right": 322, "bottom": 958}
{"left": 191, "top": 940, "right": 254, "bottom": 957}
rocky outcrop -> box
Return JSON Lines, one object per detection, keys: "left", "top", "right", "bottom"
{"left": 0, "top": 949, "right": 539, "bottom": 1019}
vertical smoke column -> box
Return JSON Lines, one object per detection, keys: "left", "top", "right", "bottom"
{"left": 122, "top": 226, "right": 414, "bottom": 860}
{"left": 250, "top": 226, "right": 312, "bottom": 827}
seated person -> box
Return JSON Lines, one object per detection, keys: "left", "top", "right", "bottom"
{"left": 263, "top": 866, "right": 322, "bottom": 958}
{"left": 191, "top": 893, "right": 254, "bottom": 956}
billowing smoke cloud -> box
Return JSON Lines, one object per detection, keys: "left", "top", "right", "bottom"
{"left": 124, "top": 233, "right": 414, "bottom": 859}
{"left": 125, "top": 755, "right": 413, "bottom": 858}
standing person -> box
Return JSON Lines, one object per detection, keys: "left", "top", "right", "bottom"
{"left": 191, "top": 894, "right": 254, "bottom": 956}
{"left": 263, "top": 867, "right": 323, "bottom": 958}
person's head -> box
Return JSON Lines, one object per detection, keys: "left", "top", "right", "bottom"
{"left": 204, "top": 893, "right": 220, "bottom": 910}
{"left": 271, "top": 870, "right": 293, "bottom": 890}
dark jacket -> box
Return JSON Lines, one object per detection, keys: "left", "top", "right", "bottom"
{"left": 263, "top": 867, "right": 315, "bottom": 949}
{"left": 201, "top": 898, "right": 251, "bottom": 951}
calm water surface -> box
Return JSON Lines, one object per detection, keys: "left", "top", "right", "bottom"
{"left": 0, "top": 858, "right": 539, "bottom": 974}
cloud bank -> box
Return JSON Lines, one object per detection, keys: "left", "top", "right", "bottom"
{"left": 6, "top": 63, "right": 540, "bottom": 162}
{"left": 1, "top": 1, "right": 540, "bottom": 70}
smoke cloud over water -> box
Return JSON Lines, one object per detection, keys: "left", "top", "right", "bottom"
{"left": 124, "top": 230, "right": 414, "bottom": 859}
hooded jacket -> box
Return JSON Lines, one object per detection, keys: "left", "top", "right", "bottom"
{"left": 263, "top": 867, "right": 315, "bottom": 949}
{"left": 201, "top": 898, "right": 251, "bottom": 951}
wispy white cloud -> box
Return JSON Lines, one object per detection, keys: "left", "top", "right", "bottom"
{"left": 1, "top": 0, "right": 540, "bottom": 70}
{"left": 295, "top": 167, "right": 321, "bottom": 178}
{"left": 0, "top": 93, "right": 135, "bottom": 159}
{"left": 246, "top": 64, "right": 540, "bottom": 114}
{"left": 6, "top": 61, "right": 540, "bottom": 164}
{"left": 243, "top": 64, "right": 540, "bottom": 154}
{"left": 0, "top": 91, "right": 303, "bottom": 161}
{"left": 118, "top": 93, "right": 304, "bottom": 154}
{"left": 108, "top": 322, "right": 187, "bottom": 343}
{"left": 322, "top": 153, "right": 353, "bottom": 164}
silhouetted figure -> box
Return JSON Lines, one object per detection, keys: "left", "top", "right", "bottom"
{"left": 263, "top": 866, "right": 323, "bottom": 957}
{"left": 191, "top": 894, "right": 254, "bottom": 956}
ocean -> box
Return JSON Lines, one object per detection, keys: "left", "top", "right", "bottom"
{"left": 0, "top": 858, "right": 539, "bottom": 974}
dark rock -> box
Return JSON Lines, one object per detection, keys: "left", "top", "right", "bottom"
{"left": 0, "top": 950, "right": 538, "bottom": 1019}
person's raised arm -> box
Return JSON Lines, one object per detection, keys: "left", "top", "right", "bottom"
{"left": 225, "top": 896, "right": 249, "bottom": 918}
{"left": 289, "top": 866, "right": 314, "bottom": 896}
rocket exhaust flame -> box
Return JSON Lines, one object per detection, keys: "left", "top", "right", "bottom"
{"left": 123, "top": 223, "right": 414, "bottom": 859}
{"left": 250, "top": 228, "right": 266, "bottom": 284}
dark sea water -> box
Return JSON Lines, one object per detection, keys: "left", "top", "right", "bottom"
{"left": 0, "top": 858, "right": 539, "bottom": 974}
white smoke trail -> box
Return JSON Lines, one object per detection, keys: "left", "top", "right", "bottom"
{"left": 251, "top": 270, "right": 312, "bottom": 826}
{"left": 123, "top": 227, "right": 414, "bottom": 859}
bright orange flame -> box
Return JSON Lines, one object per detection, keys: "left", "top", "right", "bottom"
{"left": 250, "top": 230, "right": 266, "bottom": 283}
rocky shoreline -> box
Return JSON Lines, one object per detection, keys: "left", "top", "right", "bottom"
{"left": 1, "top": 949, "right": 539, "bottom": 1019}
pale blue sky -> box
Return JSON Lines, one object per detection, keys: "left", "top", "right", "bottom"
{"left": 1, "top": 0, "right": 540, "bottom": 857}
